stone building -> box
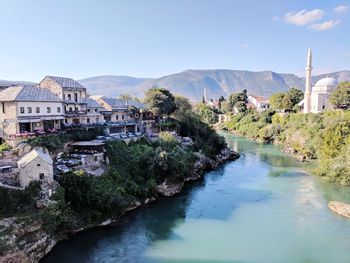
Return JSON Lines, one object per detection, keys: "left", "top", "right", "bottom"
{"left": 39, "top": 76, "right": 88, "bottom": 125}
{"left": 0, "top": 85, "right": 64, "bottom": 141}
{"left": 91, "top": 96, "right": 146, "bottom": 134}
{"left": 85, "top": 98, "right": 105, "bottom": 125}
{"left": 247, "top": 95, "right": 269, "bottom": 112}
{"left": 17, "top": 148, "right": 53, "bottom": 188}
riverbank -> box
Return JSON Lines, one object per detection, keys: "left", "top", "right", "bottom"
{"left": 40, "top": 133, "right": 350, "bottom": 263}
{"left": 0, "top": 145, "right": 239, "bottom": 263}
{"left": 221, "top": 110, "right": 350, "bottom": 186}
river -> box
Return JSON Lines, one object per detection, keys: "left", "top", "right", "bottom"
{"left": 41, "top": 132, "right": 350, "bottom": 263}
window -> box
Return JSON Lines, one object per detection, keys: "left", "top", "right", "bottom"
{"left": 20, "top": 107, "right": 25, "bottom": 114}
{"left": 74, "top": 93, "right": 78, "bottom": 102}
{"left": 39, "top": 173, "right": 44, "bottom": 180}
{"left": 69, "top": 107, "right": 73, "bottom": 112}
{"left": 37, "top": 164, "right": 41, "bottom": 167}
{"left": 28, "top": 107, "right": 32, "bottom": 113}
{"left": 95, "top": 108, "right": 98, "bottom": 112}
{"left": 87, "top": 118, "right": 90, "bottom": 124}
{"left": 68, "top": 94, "right": 72, "bottom": 100}
{"left": 87, "top": 108, "right": 91, "bottom": 112}
{"left": 1, "top": 102, "right": 5, "bottom": 114}
{"left": 122, "top": 115, "right": 125, "bottom": 120}
{"left": 47, "top": 107, "right": 51, "bottom": 113}
{"left": 65, "top": 119, "right": 68, "bottom": 124}
{"left": 116, "top": 115, "right": 119, "bottom": 120}
{"left": 57, "top": 107, "right": 61, "bottom": 113}
{"left": 36, "top": 107, "right": 40, "bottom": 113}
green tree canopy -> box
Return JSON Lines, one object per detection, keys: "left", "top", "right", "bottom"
{"left": 196, "top": 103, "right": 217, "bottom": 124}
{"left": 234, "top": 101, "right": 247, "bottom": 113}
{"left": 118, "top": 93, "right": 133, "bottom": 100}
{"left": 222, "top": 90, "right": 247, "bottom": 113}
{"left": 330, "top": 82, "right": 350, "bottom": 109}
{"left": 173, "top": 95, "right": 192, "bottom": 119}
{"left": 269, "top": 92, "right": 285, "bottom": 110}
{"left": 282, "top": 93, "right": 294, "bottom": 111}
{"left": 144, "top": 87, "right": 177, "bottom": 117}
{"left": 287, "top": 87, "right": 304, "bottom": 106}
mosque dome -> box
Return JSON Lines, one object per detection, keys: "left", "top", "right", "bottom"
{"left": 313, "top": 77, "right": 338, "bottom": 92}
{"left": 315, "top": 77, "right": 338, "bottom": 87}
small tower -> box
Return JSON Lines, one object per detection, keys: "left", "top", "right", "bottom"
{"left": 203, "top": 87, "right": 208, "bottom": 103}
{"left": 304, "top": 47, "right": 312, "bottom": 113}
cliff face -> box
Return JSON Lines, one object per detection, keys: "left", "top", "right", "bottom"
{"left": 0, "top": 217, "right": 56, "bottom": 263}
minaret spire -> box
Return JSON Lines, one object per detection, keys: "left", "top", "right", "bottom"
{"left": 203, "top": 87, "right": 207, "bottom": 103}
{"left": 304, "top": 46, "right": 312, "bottom": 113}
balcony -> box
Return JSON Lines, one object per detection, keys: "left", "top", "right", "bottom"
{"left": 65, "top": 110, "right": 87, "bottom": 115}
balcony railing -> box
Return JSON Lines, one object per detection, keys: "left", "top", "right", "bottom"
{"left": 65, "top": 110, "right": 87, "bottom": 115}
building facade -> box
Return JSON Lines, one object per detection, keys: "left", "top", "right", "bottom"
{"left": 0, "top": 85, "right": 64, "bottom": 140}
{"left": 17, "top": 148, "right": 54, "bottom": 188}
{"left": 39, "top": 76, "right": 88, "bottom": 125}
{"left": 247, "top": 95, "right": 269, "bottom": 112}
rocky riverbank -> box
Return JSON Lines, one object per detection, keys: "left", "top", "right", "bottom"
{"left": 328, "top": 201, "right": 350, "bottom": 219}
{"left": 0, "top": 147, "right": 239, "bottom": 263}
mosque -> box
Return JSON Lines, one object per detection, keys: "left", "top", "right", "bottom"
{"left": 303, "top": 47, "right": 338, "bottom": 113}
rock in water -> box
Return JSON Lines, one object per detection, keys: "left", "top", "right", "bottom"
{"left": 328, "top": 201, "right": 350, "bottom": 219}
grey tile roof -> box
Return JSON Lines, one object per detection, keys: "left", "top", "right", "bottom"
{"left": 46, "top": 76, "right": 85, "bottom": 89}
{"left": 0, "top": 85, "right": 61, "bottom": 102}
{"left": 103, "top": 98, "right": 148, "bottom": 110}
{"left": 86, "top": 97, "right": 102, "bottom": 108}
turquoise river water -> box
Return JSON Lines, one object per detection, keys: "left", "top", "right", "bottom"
{"left": 41, "top": 132, "right": 350, "bottom": 263}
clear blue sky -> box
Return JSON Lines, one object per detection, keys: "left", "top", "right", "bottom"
{"left": 0, "top": 0, "right": 349, "bottom": 81}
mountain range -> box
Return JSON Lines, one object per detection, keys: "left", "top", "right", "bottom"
{"left": 2, "top": 70, "right": 350, "bottom": 101}
{"left": 79, "top": 70, "right": 350, "bottom": 101}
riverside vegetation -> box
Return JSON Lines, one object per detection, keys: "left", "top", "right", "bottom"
{"left": 0, "top": 89, "right": 236, "bottom": 262}
{"left": 222, "top": 109, "right": 350, "bottom": 185}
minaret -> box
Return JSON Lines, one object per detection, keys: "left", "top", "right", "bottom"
{"left": 304, "top": 47, "right": 312, "bottom": 113}
{"left": 203, "top": 87, "right": 207, "bottom": 103}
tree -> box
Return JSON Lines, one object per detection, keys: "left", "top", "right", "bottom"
{"left": 196, "top": 103, "right": 217, "bottom": 124}
{"left": 119, "top": 93, "right": 132, "bottom": 100}
{"left": 173, "top": 95, "right": 192, "bottom": 119}
{"left": 269, "top": 93, "right": 285, "bottom": 110}
{"left": 144, "top": 88, "right": 176, "bottom": 117}
{"left": 287, "top": 87, "right": 304, "bottom": 106}
{"left": 330, "top": 82, "right": 350, "bottom": 109}
{"left": 222, "top": 91, "right": 247, "bottom": 113}
{"left": 234, "top": 101, "right": 247, "bottom": 113}
{"left": 282, "top": 93, "right": 293, "bottom": 111}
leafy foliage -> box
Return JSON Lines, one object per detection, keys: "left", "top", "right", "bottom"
{"left": 224, "top": 109, "right": 350, "bottom": 185}
{"left": 330, "top": 82, "right": 350, "bottom": 109}
{"left": 196, "top": 103, "right": 217, "bottom": 124}
{"left": 144, "top": 87, "right": 176, "bottom": 117}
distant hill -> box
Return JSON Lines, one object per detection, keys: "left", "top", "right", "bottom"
{"left": 3, "top": 70, "right": 350, "bottom": 101}
{"left": 311, "top": 70, "right": 350, "bottom": 84}
{"left": 78, "top": 70, "right": 302, "bottom": 100}
{"left": 78, "top": 75, "right": 149, "bottom": 97}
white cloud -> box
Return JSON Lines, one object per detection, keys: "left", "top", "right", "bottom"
{"left": 284, "top": 9, "right": 325, "bottom": 25}
{"left": 309, "top": 20, "right": 340, "bottom": 31}
{"left": 334, "top": 5, "right": 349, "bottom": 14}
{"left": 241, "top": 43, "right": 248, "bottom": 48}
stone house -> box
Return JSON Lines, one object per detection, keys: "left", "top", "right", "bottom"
{"left": 0, "top": 85, "right": 64, "bottom": 141}
{"left": 247, "top": 95, "right": 270, "bottom": 112}
{"left": 17, "top": 148, "right": 53, "bottom": 188}
{"left": 90, "top": 96, "right": 143, "bottom": 134}
{"left": 39, "top": 76, "right": 88, "bottom": 125}
{"left": 85, "top": 98, "right": 104, "bottom": 125}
